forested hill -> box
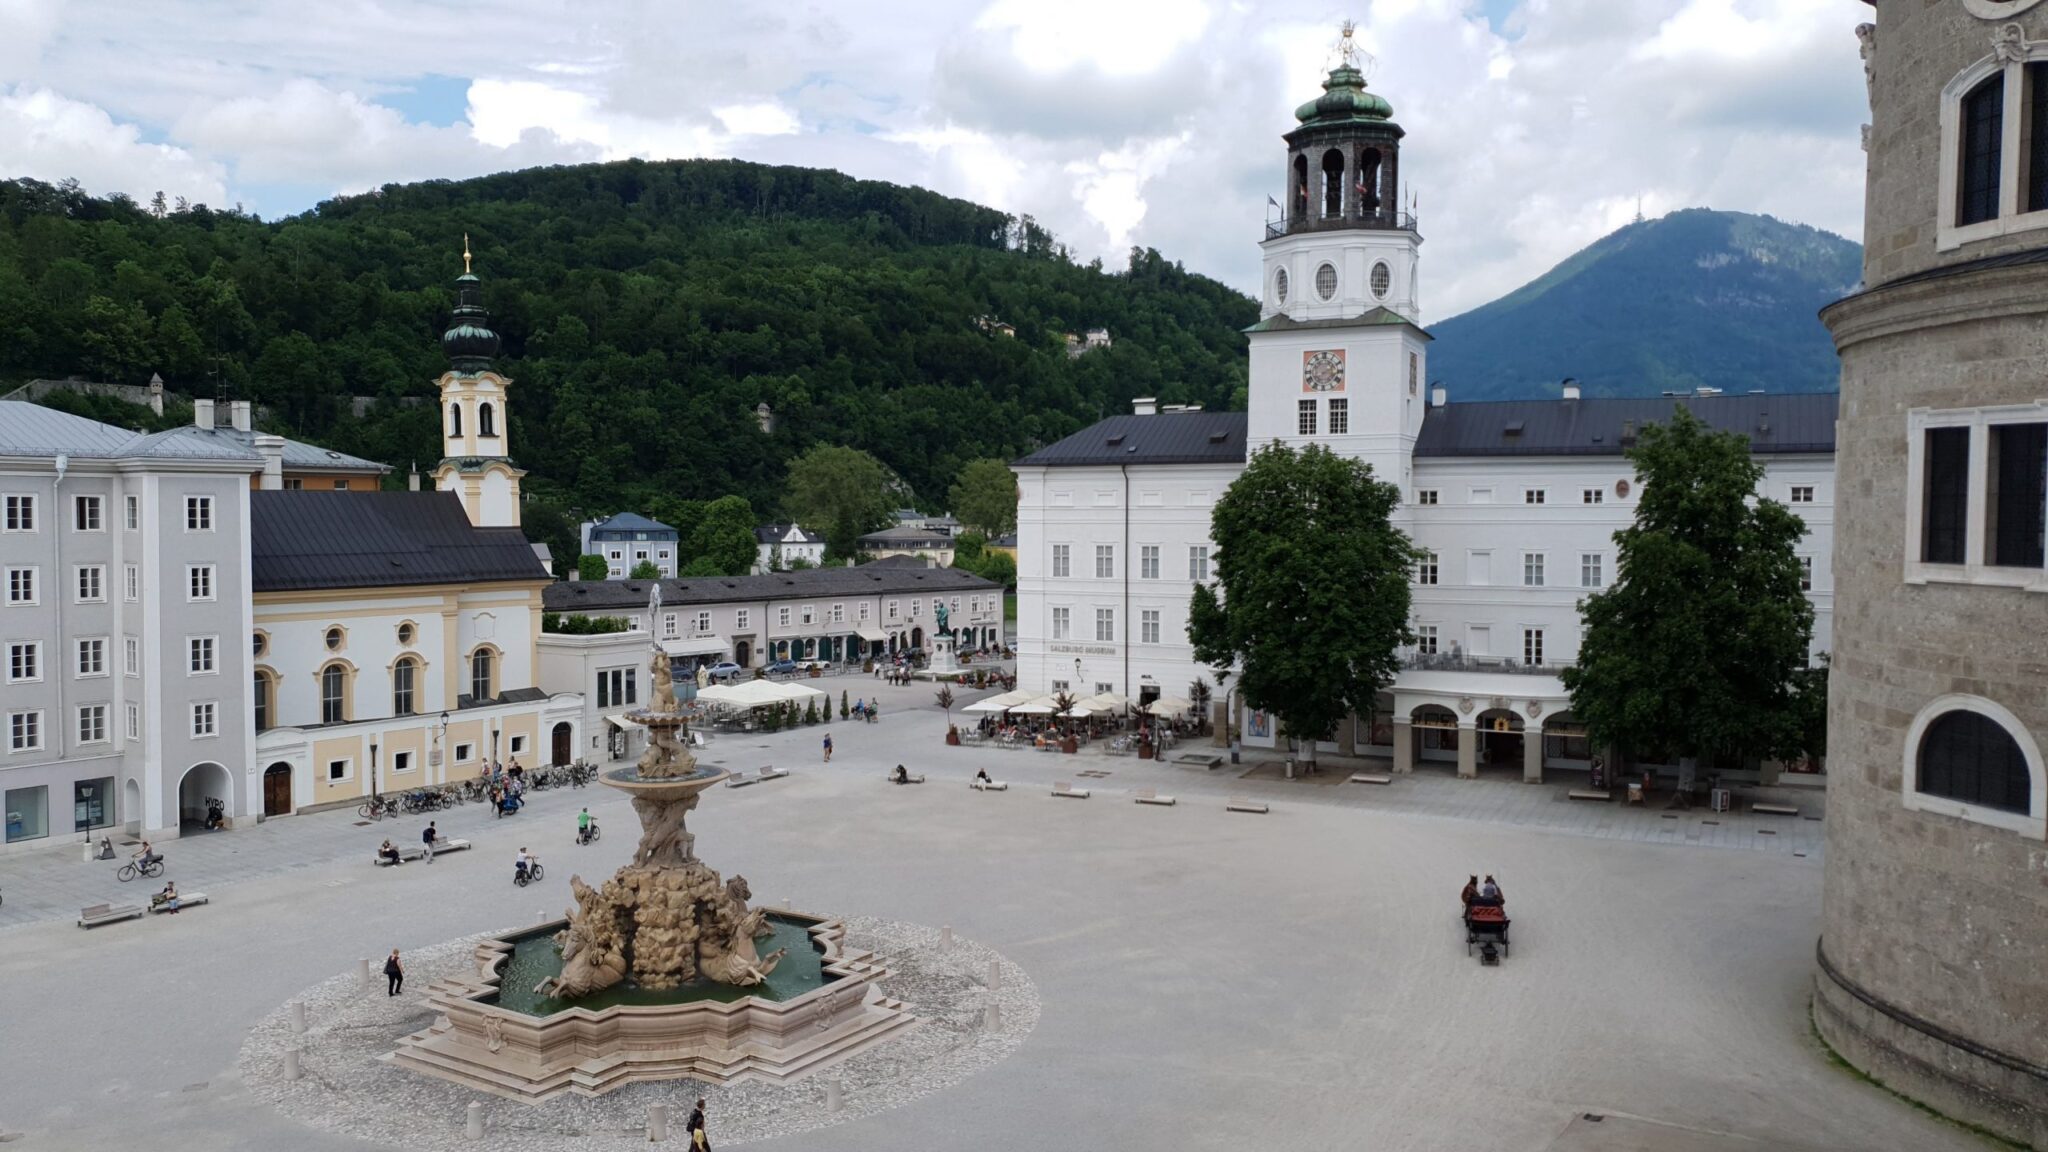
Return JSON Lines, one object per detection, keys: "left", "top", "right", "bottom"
{"left": 0, "top": 162, "right": 1255, "bottom": 515}
{"left": 1426, "top": 209, "right": 1861, "bottom": 400}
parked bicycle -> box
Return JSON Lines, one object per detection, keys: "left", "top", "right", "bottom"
{"left": 358, "top": 795, "right": 400, "bottom": 821}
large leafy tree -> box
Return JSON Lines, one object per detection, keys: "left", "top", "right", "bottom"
{"left": 948, "top": 458, "right": 1018, "bottom": 537}
{"left": 784, "top": 445, "right": 895, "bottom": 561}
{"left": 684, "top": 494, "right": 759, "bottom": 576}
{"left": 1561, "top": 407, "right": 1815, "bottom": 787}
{"left": 1188, "top": 443, "right": 1416, "bottom": 770}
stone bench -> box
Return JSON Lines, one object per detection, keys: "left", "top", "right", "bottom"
{"left": 1348, "top": 773, "right": 1393, "bottom": 785}
{"left": 1172, "top": 753, "right": 1223, "bottom": 770}
{"left": 373, "top": 838, "right": 472, "bottom": 866}
{"left": 726, "top": 766, "right": 790, "bottom": 788}
{"left": 1226, "top": 797, "right": 1269, "bottom": 814}
{"left": 78, "top": 903, "right": 145, "bottom": 928}
{"left": 1752, "top": 803, "right": 1800, "bottom": 817}
{"left": 1568, "top": 789, "right": 1612, "bottom": 802}
{"left": 1051, "top": 780, "right": 1090, "bottom": 799}
{"left": 149, "top": 892, "right": 209, "bottom": 914}
{"left": 885, "top": 773, "right": 926, "bottom": 785}
{"left": 1133, "top": 788, "right": 1176, "bottom": 806}
{"left": 970, "top": 780, "right": 1009, "bottom": 792}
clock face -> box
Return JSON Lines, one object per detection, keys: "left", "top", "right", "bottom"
{"left": 1302, "top": 349, "right": 1346, "bottom": 392}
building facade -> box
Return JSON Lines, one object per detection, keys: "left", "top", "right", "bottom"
{"left": 1814, "top": 3, "right": 2048, "bottom": 1145}
{"left": 1014, "top": 62, "right": 1837, "bottom": 781}
{"left": 582, "top": 513, "right": 680, "bottom": 578}
{"left": 857, "top": 525, "right": 958, "bottom": 566}
{"left": 754, "top": 523, "right": 826, "bottom": 572}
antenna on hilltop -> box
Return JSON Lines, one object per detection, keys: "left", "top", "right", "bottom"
{"left": 1633, "top": 197, "right": 1645, "bottom": 225}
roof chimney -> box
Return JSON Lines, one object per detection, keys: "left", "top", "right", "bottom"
{"left": 1430, "top": 385, "right": 1447, "bottom": 409}
{"left": 408, "top": 461, "right": 420, "bottom": 492}
{"left": 1561, "top": 378, "right": 1581, "bottom": 402}
{"left": 193, "top": 398, "right": 215, "bottom": 431}
{"left": 230, "top": 399, "right": 252, "bottom": 432}
{"left": 253, "top": 434, "right": 285, "bottom": 490}
{"left": 1133, "top": 397, "right": 1158, "bottom": 416}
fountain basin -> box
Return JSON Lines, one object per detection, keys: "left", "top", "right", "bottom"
{"left": 490, "top": 913, "right": 836, "bottom": 1016}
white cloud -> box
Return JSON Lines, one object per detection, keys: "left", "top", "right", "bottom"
{"left": 0, "top": 86, "right": 228, "bottom": 206}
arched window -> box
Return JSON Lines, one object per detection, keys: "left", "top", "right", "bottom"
{"left": 392, "top": 657, "right": 417, "bottom": 717}
{"left": 1291, "top": 154, "right": 1310, "bottom": 219}
{"left": 470, "top": 648, "right": 495, "bottom": 703}
{"left": 1357, "top": 147, "right": 1382, "bottom": 215}
{"left": 1959, "top": 74, "right": 2005, "bottom": 227}
{"left": 1918, "top": 709, "right": 2031, "bottom": 814}
{"left": 320, "top": 664, "right": 349, "bottom": 724}
{"left": 1321, "top": 149, "right": 1346, "bottom": 219}
{"left": 253, "top": 670, "right": 274, "bottom": 732}
{"left": 479, "top": 401, "right": 496, "bottom": 438}
{"left": 448, "top": 402, "right": 463, "bottom": 437}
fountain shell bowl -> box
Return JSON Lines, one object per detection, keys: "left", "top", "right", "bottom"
{"left": 600, "top": 761, "right": 729, "bottom": 800}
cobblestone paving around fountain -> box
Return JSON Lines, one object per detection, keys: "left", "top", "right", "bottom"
{"left": 239, "top": 918, "right": 1038, "bottom": 1149}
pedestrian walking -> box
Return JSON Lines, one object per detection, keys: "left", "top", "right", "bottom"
{"left": 822, "top": 732, "right": 833, "bottom": 763}
{"left": 384, "top": 949, "right": 404, "bottom": 996}
{"left": 688, "top": 1098, "right": 710, "bottom": 1150}
{"left": 422, "top": 820, "right": 438, "bottom": 863}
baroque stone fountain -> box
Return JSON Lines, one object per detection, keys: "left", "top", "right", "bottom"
{"left": 392, "top": 618, "right": 917, "bottom": 1102}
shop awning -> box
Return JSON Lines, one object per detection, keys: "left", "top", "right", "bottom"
{"left": 854, "top": 624, "right": 890, "bottom": 643}
{"left": 602, "top": 712, "right": 633, "bottom": 731}
{"left": 661, "top": 635, "right": 729, "bottom": 658}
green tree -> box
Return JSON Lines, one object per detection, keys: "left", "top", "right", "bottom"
{"left": 1561, "top": 407, "right": 1815, "bottom": 792}
{"left": 948, "top": 458, "right": 1018, "bottom": 537}
{"left": 1188, "top": 443, "right": 1416, "bottom": 772}
{"left": 630, "top": 559, "right": 661, "bottom": 580}
{"left": 684, "top": 494, "right": 759, "bottom": 576}
{"left": 784, "top": 445, "right": 895, "bottom": 560}
{"left": 577, "top": 554, "right": 610, "bottom": 582}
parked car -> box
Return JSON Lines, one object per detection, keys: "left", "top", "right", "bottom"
{"left": 765, "top": 659, "right": 800, "bottom": 676}
{"left": 797, "top": 658, "right": 833, "bottom": 673}
{"left": 704, "top": 661, "right": 743, "bottom": 681}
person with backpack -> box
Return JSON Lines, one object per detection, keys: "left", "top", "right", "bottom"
{"left": 384, "top": 949, "right": 404, "bottom": 996}
{"left": 421, "top": 821, "right": 439, "bottom": 863}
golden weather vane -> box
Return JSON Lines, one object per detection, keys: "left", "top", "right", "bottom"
{"left": 463, "top": 232, "right": 472, "bottom": 275}
{"left": 1334, "top": 19, "right": 1375, "bottom": 80}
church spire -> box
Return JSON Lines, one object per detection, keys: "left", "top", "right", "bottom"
{"left": 441, "top": 237, "right": 500, "bottom": 372}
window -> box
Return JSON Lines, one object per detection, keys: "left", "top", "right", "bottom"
{"left": 510, "top": 734, "right": 527, "bottom": 756}
{"left": 7, "top": 567, "right": 37, "bottom": 604}
{"left": 324, "top": 626, "right": 344, "bottom": 652}
{"left": 1315, "top": 262, "right": 1337, "bottom": 300}
{"left": 470, "top": 648, "right": 495, "bottom": 702}
{"left": 327, "top": 758, "right": 350, "bottom": 782}
{"left": 1329, "top": 398, "right": 1349, "bottom": 435}
{"left": 1274, "top": 267, "right": 1289, "bottom": 303}
{"left": 185, "top": 495, "right": 213, "bottom": 531}
{"left": 1923, "top": 426, "right": 1971, "bottom": 565}
{"left": 1052, "top": 544, "right": 1071, "bottom": 578}
{"left": 73, "top": 494, "right": 102, "bottom": 532}
{"left": 779, "top": 606, "right": 792, "bottom": 627}
{"left": 1524, "top": 489, "right": 1546, "bottom": 505}
{"left": 1051, "top": 607, "right": 1071, "bottom": 640}
{"left": 1917, "top": 708, "right": 2032, "bottom": 815}
{"left": 1789, "top": 485, "right": 1815, "bottom": 504}
{"left": 1140, "top": 546, "right": 1160, "bottom": 579}
{"left": 8, "top": 641, "right": 39, "bottom": 682}
{"left": 1960, "top": 74, "right": 2005, "bottom": 227}
{"left": 1581, "top": 553, "right": 1604, "bottom": 589}
{"left": 3, "top": 494, "right": 34, "bottom": 532}
{"left": 608, "top": 550, "right": 622, "bottom": 561}
{"left": 830, "top": 603, "right": 845, "bottom": 624}
{"left": 397, "top": 622, "right": 415, "bottom": 646}
{"left": 1416, "top": 624, "right": 1438, "bottom": 656}
{"left": 9, "top": 710, "right": 42, "bottom": 752}
{"left": 78, "top": 703, "right": 108, "bottom": 744}
{"left": 1523, "top": 553, "right": 1545, "bottom": 587}
{"left": 1096, "top": 682, "right": 1114, "bottom": 695}
{"left": 76, "top": 637, "right": 105, "bottom": 677}
{"left": 738, "top": 609, "right": 753, "bottom": 629}
{"left": 661, "top": 612, "right": 678, "bottom": 639}
{"left": 1990, "top": 422, "right": 2046, "bottom": 568}
{"left": 1417, "top": 489, "right": 1438, "bottom": 506}
{"left": 885, "top": 601, "right": 898, "bottom": 621}
{"left": 76, "top": 565, "right": 103, "bottom": 602}
{"left": 480, "top": 401, "right": 498, "bottom": 439}
{"left": 253, "top": 672, "right": 272, "bottom": 731}
{"left": 393, "top": 658, "right": 418, "bottom": 716}
{"left": 1581, "top": 488, "right": 1604, "bottom": 505}
{"left": 191, "top": 702, "right": 216, "bottom": 738}
{"left": 1416, "top": 552, "right": 1439, "bottom": 586}
{"left": 911, "top": 599, "right": 922, "bottom": 618}
{"left": 393, "top": 750, "right": 414, "bottom": 775}
{"left": 697, "top": 610, "right": 715, "bottom": 633}
{"left": 1189, "top": 546, "right": 1211, "bottom": 582}
{"left": 1298, "top": 399, "right": 1318, "bottom": 436}
{"left": 1522, "top": 628, "right": 1545, "bottom": 667}
{"left": 126, "top": 703, "right": 139, "bottom": 740}
{"left": 1049, "top": 679, "right": 1070, "bottom": 693}
{"left": 284, "top": 478, "right": 304, "bottom": 490}
{"left": 1095, "top": 608, "right": 1115, "bottom": 642}
{"left": 124, "top": 565, "right": 138, "bottom": 601}
{"left": 124, "top": 637, "right": 139, "bottom": 676}
{"left": 1095, "top": 545, "right": 1115, "bottom": 579}
{"left": 124, "top": 494, "right": 138, "bottom": 530}
{"left": 2, "top": 783, "right": 46, "bottom": 841}
{"left": 1409, "top": 352, "right": 1419, "bottom": 396}
{"left": 802, "top": 605, "right": 816, "bottom": 626}
{"left": 1469, "top": 550, "right": 1493, "bottom": 585}
{"left": 188, "top": 636, "right": 215, "bottom": 674}
{"left": 1799, "top": 556, "right": 1814, "bottom": 592}
{"left": 1141, "top": 609, "right": 1161, "bottom": 644}
{"left": 187, "top": 564, "right": 214, "bottom": 601}
{"left": 321, "top": 665, "right": 347, "bottom": 724}
{"left": 454, "top": 743, "right": 474, "bottom": 764}
{"left": 1370, "top": 260, "right": 1391, "bottom": 299}
{"left": 598, "top": 667, "right": 638, "bottom": 709}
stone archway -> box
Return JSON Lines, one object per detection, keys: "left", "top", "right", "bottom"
{"left": 178, "top": 761, "right": 234, "bottom": 831}
{"left": 1475, "top": 710, "right": 1525, "bottom": 776}
{"left": 122, "top": 777, "right": 141, "bottom": 834}
{"left": 1410, "top": 705, "right": 1460, "bottom": 771}
{"left": 263, "top": 762, "right": 293, "bottom": 816}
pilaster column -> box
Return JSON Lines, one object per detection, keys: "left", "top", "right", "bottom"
{"left": 1338, "top": 712, "right": 1357, "bottom": 757}
{"left": 1523, "top": 727, "right": 1544, "bottom": 784}
{"left": 1392, "top": 719, "right": 1413, "bottom": 775}
{"left": 1456, "top": 723, "right": 1477, "bottom": 779}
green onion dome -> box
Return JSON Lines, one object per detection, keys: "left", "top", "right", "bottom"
{"left": 441, "top": 272, "right": 500, "bottom": 371}
{"left": 1295, "top": 66, "right": 1393, "bottom": 125}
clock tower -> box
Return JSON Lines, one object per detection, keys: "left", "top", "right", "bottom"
{"left": 432, "top": 237, "right": 525, "bottom": 529}
{"left": 1245, "top": 27, "right": 1430, "bottom": 492}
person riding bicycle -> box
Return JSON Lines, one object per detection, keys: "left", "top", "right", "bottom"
{"left": 577, "top": 808, "right": 593, "bottom": 844}
{"left": 515, "top": 847, "right": 533, "bottom": 884}
{"left": 132, "top": 840, "right": 160, "bottom": 869}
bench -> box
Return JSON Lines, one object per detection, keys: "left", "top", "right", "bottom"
{"left": 1753, "top": 803, "right": 1800, "bottom": 817}
{"left": 1172, "top": 753, "right": 1224, "bottom": 770}
{"left": 1133, "top": 788, "right": 1176, "bottom": 806}
{"left": 148, "top": 892, "right": 209, "bottom": 914}
{"left": 726, "top": 766, "right": 790, "bottom": 788}
{"left": 1348, "top": 773, "right": 1393, "bottom": 785}
{"left": 1051, "top": 781, "right": 1091, "bottom": 799}
{"left": 1225, "top": 797, "right": 1269, "bottom": 814}
{"left": 1568, "top": 789, "right": 1612, "bottom": 802}
{"left": 970, "top": 779, "right": 1009, "bottom": 792}
{"left": 373, "top": 837, "right": 472, "bottom": 866}
{"left": 886, "top": 773, "right": 926, "bottom": 785}
{"left": 78, "top": 903, "right": 145, "bottom": 928}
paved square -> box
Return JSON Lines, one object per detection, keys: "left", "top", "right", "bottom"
{"left": 0, "top": 685, "right": 1976, "bottom": 1151}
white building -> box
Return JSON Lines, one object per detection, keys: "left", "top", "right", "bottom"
{"left": 1014, "top": 61, "right": 1836, "bottom": 783}
{"left": 754, "top": 523, "right": 825, "bottom": 572}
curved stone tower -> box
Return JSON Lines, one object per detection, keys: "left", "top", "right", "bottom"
{"left": 1817, "top": 3, "right": 2048, "bottom": 1147}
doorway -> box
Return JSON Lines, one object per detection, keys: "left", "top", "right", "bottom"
{"left": 552, "top": 722, "right": 572, "bottom": 767}
{"left": 262, "top": 762, "right": 293, "bottom": 816}
{"left": 735, "top": 640, "right": 751, "bottom": 667}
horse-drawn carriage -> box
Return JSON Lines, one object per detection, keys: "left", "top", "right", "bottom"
{"left": 1463, "top": 903, "right": 1510, "bottom": 963}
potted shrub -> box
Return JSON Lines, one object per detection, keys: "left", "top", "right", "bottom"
{"left": 840, "top": 690, "right": 850, "bottom": 720}
{"left": 1051, "top": 691, "right": 1079, "bottom": 753}
{"left": 937, "top": 685, "right": 958, "bottom": 744}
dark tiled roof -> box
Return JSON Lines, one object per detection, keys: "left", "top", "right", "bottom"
{"left": 1014, "top": 411, "right": 1248, "bottom": 468}
{"left": 1413, "top": 393, "right": 1837, "bottom": 458}
{"left": 543, "top": 563, "right": 1000, "bottom": 612}
{"left": 755, "top": 522, "right": 824, "bottom": 544}
{"left": 858, "top": 525, "right": 952, "bottom": 546}
{"left": 251, "top": 491, "right": 551, "bottom": 592}
{"left": 588, "top": 512, "right": 675, "bottom": 536}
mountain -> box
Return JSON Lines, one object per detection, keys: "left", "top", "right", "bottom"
{"left": 0, "top": 162, "right": 1254, "bottom": 529}
{"left": 1427, "top": 209, "right": 1861, "bottom": 400}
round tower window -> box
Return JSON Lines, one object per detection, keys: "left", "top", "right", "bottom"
{"left": 1370, "top": 261, "right": 1392, "bottom": 299}
{"left": 1315, "top": 263, "right": 1338, "bottom": 301}
{"left": 324, "top": 626, "right": 344, "bottom": 651}
{"left": 1274, "top": 268, "right": 1289, "bottom": 304}
{"left": 397, "top": 622, "right": 416, "bottom": 646}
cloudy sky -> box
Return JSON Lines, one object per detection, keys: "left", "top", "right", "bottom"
{"left": 0, "top": 0, "right": 1868, "bottom": 319}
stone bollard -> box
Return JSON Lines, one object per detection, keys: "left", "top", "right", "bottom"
{"left": 825, "top": 1076, "right": 843, "bottom": 1112}
{"left": 940, "top": 925, "right": 953, "bottom": 950}
{"left": 984, "top": 997, "right": 1001, "bottom": 1031}
{"left": 648, "top": 1102, "right": 668, "bottom": 1141}
{"left": 284, "top": 1046, "right": 301, "bottom": 1081}
{"left": 987, "top": 959, "right": 1001, "bottom": 991}
{"left": 290, "top": 1001, "right": 307, "bottom": 1034}
{"left": 466, "top": 1101, "right": 484, "bottom": 1140}
{"left": 357, "top": 958, "right": 371, "bottom": 988}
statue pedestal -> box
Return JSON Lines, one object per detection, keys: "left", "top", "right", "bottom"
{"left": 922, "top": 635, "right": 960, "bottom": 678}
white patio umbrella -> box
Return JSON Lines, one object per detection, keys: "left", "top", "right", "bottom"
{"left": 1008, "top": 696, "right": 1058, "bottom": 715}
{"left": 1143, "top": 694, "right": 1193, "bottom": 716}
{"left": 1078, "top": 692, "right": 1128, "bottom": 713}
{"left": 964, "top": 688, "right": 1036, "bottom": 714}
